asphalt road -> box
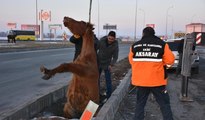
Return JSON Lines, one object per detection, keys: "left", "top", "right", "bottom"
{"left": 0, "top": 44, "right": 131, "bottom": 117}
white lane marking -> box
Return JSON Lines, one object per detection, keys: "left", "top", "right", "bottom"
{"left": 50, "top": 53, "right": 70, "bottom": 57}
{"left": 1, "top": 58, "right": 32, "bottom": 64}
{"left": 200, "top": 55, "right": 205, "bottom": 59}
{"left": 0, "top": 48, "right": 73, "bottom": 56}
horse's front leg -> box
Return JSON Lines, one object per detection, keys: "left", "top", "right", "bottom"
{"left": 40, "top": 63, "right": 86, "bottom": 80}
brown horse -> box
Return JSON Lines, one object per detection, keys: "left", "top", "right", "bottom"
{"left": 40, "top": 17, "right": 99, "bottom": 118}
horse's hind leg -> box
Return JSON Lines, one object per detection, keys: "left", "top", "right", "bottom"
{"left": 64, "top": 101, "right": 81, "bottom": 119}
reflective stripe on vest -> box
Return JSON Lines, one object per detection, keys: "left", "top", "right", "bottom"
{"left": 132, "top": 58, "right": 162, "bottom": 62}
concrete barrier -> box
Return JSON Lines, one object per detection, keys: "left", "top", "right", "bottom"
{"left": 2, "top": 86, "right": 67, "bottom": 120}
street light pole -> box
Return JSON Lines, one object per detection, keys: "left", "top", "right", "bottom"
{"left": 168, "top": 15, "right": 174, "bottom": 38}
{"left": 169, "top": 15, "right": 174, "bottom": 39}
{"left": 165, "top": 6, "right": 173, "bottom": 39}
{"left": 36, "top": 0, "right": 38, "bottom": 40}
{"left": 134, "top": 0, "right": 138, "bottom": 41}
{"left": 139, "top": 8, "right": 145, "bottom": 28}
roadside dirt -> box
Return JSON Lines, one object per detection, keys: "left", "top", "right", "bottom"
{"left": 114, "top": 69, "right": 205, "bottom": 120}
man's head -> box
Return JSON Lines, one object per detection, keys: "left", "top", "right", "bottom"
{"left": 142, "top": 27, "right": 155, "bottom": 37}
{"left": 107, "top": 31, "right": 116, "bottom": 44}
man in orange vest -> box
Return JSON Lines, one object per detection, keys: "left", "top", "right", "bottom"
{"left": 128, "top": 27, "right": 175, "bottom": 120}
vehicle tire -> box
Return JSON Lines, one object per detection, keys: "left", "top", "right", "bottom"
{"left": 191, "top": 67, "right": 199, "bottom": 74}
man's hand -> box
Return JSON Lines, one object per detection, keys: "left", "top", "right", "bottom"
{"left": 73, "top": 34, "right": 80, "bottom": 39}
{"left": 166, "top": 64, "right": 172, "bottom": 69}
{"left": 108, "top": 65, "right": 112, "bottom": 71}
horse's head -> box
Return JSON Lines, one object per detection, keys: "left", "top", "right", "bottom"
{"left": 63, "top": 17, "right": 93, "bottom": 36}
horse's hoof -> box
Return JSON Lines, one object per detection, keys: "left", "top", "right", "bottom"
{"left": 40, "top": 66, "right": 46, "bottom": 73}
{"left": 40, "top": 66, "right": 52, "bottom": 80}
{"left": 42, "top": 74, "right": 52, "bottom": 80}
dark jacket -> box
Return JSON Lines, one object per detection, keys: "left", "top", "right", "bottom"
{"left": 69, "top": 36, "right": 83, "bottom": 60}
{"left": 97, "top": 36, "right": 119, "bottom": 69}
{"left": 70, "top": 35, "right": 99, "bottom": 61}
{"left": 131, "top": 35, "right": 166, "bottom": 61}
{"left": 93, "top": 34, "right": 100, "bottom": 52}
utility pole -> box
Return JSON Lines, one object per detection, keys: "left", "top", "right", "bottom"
{"left": 134, "top": 0, "right": 138, "bottom": 41}
{"left": 89, "top": 0, "right": 92, "bottom": 23}
{"left": 165, "top": 6, "right": 173, "bottom": 39}
{"left": 36, "top": 0, "right": 38, "bottom": 40}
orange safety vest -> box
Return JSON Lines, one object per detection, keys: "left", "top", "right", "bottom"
{"left": 128, "top": 38, "right": 175, "bottom": 87}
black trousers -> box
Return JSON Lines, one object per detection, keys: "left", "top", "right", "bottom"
{"left": 134, "top": 86, "right": 173, "bottom": 120}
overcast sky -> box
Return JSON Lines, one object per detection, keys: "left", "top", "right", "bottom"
{"left": 0, "top": 0, "right": 205, "bottom": 37}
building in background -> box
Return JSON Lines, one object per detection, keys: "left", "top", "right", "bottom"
{"left": 186, "top": 23, "right": 205, "bottom": 45}
{"left": 186, "top": 23, "right": 205, "bottom": 33}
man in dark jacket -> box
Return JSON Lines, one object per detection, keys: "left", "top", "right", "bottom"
{"left": 70, "top": 34, "right": 99, "bottom": 61}
{"left": 129, "top": 27, "right": 174, "bottom": 120}
{"left": 69, "top": 35, "right": 83, "bottom": 61}
{"left": 97, "top": 31, "right": 119, "bottom": 99}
